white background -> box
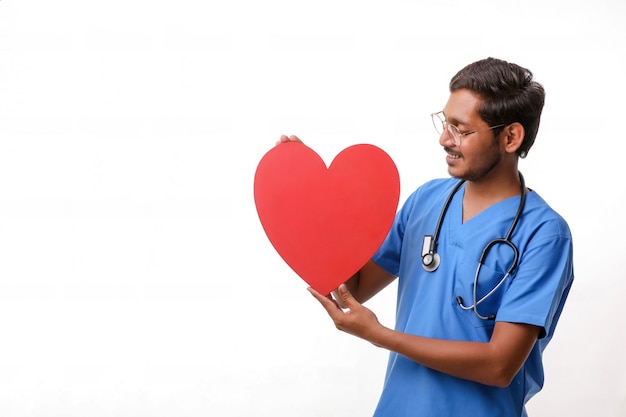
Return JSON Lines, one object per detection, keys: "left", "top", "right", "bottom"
{"left": 0, "top": 1, "right": 624, "bottom": 416}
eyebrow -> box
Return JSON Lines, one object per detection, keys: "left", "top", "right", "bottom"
{"left": 442, "top": 111, "right": 470, "bottom": 128}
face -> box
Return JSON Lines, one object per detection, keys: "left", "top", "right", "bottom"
{"left": 439, "top": 89, "right": 504, "bottom": 182}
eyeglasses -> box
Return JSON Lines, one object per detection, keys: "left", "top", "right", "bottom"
{"left": 431, "top": 111, "right": 507, "bottom": 146}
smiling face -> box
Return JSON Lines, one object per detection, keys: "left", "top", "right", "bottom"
{"left": 439, "top": 89, "right": 506, "bottom": 183}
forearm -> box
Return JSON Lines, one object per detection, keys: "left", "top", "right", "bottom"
{"left": 311, "top": 285, "right": 540, "bottom": 388}
{"left": 344, "top": 260, "right": 396, "bottom": 304}
{"left": 367, "top": 321, "right": 539, "bottom": 387}
{"left": 370, "top": 326, "right": 510, "bottom": 386}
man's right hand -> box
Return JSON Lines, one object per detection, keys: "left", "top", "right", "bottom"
{"left": 276, "top": 135, "right": 303, "bottom": 145}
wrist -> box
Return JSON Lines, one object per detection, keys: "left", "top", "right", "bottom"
{"left": 368, "top": 323, "right": 393, "bottom": 349}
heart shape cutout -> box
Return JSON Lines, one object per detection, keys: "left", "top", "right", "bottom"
{"left": 254, "top": 142, "right": 400, "bottom": 295}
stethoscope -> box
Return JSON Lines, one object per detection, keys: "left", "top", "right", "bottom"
{"left": 421, "top": 172, "right": 527, "bottom": 320}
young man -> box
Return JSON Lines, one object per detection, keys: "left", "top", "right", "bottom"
{"left": 301, "top": 57, "right": 574, "bottom": 416}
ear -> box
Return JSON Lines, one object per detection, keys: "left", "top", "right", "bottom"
{"left": 502, "top": 122, "right": 525, "bottom": 155}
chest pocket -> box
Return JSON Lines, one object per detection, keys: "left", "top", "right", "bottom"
{"left": 453, "top": 246, "right": 516, "bottom": 328}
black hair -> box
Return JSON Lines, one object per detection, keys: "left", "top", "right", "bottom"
{"left": 449, "top": 57, "right": 545, "bottom": 158}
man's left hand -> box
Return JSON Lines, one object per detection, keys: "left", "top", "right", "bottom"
{"left": 308, "top": 284, "right": 384, "bottom": 344}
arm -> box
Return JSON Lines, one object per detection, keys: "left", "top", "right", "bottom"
{"left": 310, "top": 284, "right": 540, "bottom": 387}
{"left": 338, "top": 259, "right": 397, "bottom": 305}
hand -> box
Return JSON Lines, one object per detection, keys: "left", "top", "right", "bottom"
{"left": 308, "top": 284, "right": 383, "bottom": 344}
{"left": 276, "top": 134, "right": 303, "bottom": 145}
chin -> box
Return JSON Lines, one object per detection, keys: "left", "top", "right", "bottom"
{"left": 447, "top": 166, "right": 465, "bottom": 180}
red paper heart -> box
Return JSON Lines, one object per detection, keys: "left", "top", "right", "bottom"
{"left": 254, "top": 142, "right": 400, "bottom": 295}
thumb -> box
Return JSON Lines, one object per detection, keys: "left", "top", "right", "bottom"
{"left": 337, "top": 284, "right": 358, "bottom": 309}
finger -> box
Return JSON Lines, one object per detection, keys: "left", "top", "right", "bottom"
{"left": 331, "top": 288, "right": 348, "bottom": 309}
{"left": 336, "top": 284, "right": 359, "bottom": 309}
{"left": 288, "top": 135, "right": 302, "bottom": 143}
{"left": 307, "top": 286, "right": 330, "bottom": 304}
{"left": 308, "top": 287, "right": 341, "bottom": 312}
{"left": 275, "top": 135, "right": 289, "bottom": 145}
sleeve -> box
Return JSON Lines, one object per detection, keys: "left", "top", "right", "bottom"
{"left": 371, "top": 190, "right": 419, "bottom": 276}
{"left": 495, "top": 218, "right": 574, "bottom": 340}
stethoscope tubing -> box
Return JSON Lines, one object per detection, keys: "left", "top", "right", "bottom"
{"left": 424, "top": 172, "right": 527, "bottom": 320}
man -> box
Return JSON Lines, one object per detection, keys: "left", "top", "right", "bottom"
{"left": 294, "top": 57, "right": 574, "bottom": 416}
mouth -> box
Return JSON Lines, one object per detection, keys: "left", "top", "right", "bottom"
{"left": 444, "top": 147, "right": 462, "bottom": 160}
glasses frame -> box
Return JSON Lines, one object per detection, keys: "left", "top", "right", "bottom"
{"left": 431, "top": 111, "right": 507, "bottom": 146}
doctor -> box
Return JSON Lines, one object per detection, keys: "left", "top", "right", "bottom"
{"left": 299, "top": 57, "right": 574, "bottom": 416}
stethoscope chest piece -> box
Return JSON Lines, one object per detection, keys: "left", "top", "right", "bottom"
{"left": 421, "top": 235, "right": 441, "bottom": 272}
{"left": 422, "top": 252, "right": 440, "bottom": 272}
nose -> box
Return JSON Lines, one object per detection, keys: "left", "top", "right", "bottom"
{"left": 439, "top": 126, "right": 456, "bottom": 147}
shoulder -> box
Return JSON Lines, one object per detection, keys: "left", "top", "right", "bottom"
{"left": 405, "top": 177, "right": 460, "bottom": 204}
{"left": 524, "top": 191, "right": 572, "bottom": 240}
{"left": 397, "top": 178, "right": 459, "bottom": 218}
{"left": 420, "top": 177, "right": 459, "bottom": 193}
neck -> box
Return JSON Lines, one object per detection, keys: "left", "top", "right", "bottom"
{"left": 462, "top": 170, "right": 523, "bottom": 223}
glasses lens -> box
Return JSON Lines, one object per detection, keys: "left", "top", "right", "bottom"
{"left": 431, "top": 112, "right": 445, "bottom": 135}
{"left": 447, "top": 124, "right": 462, "bottom": 146}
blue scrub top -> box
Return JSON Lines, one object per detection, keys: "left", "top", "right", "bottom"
{"left": 371, "top": 178, "right": 574, "bottom": 417}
